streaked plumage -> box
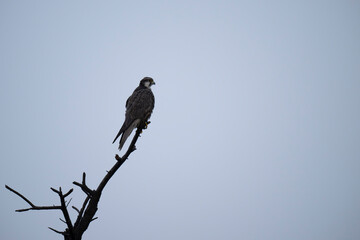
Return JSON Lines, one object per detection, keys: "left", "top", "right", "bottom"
{"left": 112, "top": 77, "right": 155, "bottom": 150}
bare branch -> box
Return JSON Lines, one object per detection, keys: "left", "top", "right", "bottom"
{"left": 66, "top": 198, "right": 72, "bottom": 207}
{"left": 50, "top": 187, "right": 60, "bottom": 194}
{"left": 6, "top": 185, "right": 62, "bottom": 212}
{"left": 79, "top": 197, "right": 90, "bottom": 216}
{"left": 97, "top": 126, "right": 143, "bottom": 194}
{"left": 73, "top": 172, "right": 94, "bottom": 197}
{"left": 60, "top": 218, "right": 67, "bottom": 224}
{"left": 48, "top": 227, "right": 65, "bottom": 235}
{"left": 82, "top": 172, "right": 86, "bottom": 184}
{"left": 5, "top": 185, "right": 36, "bottom": 208}
{"left": 73, "top": 196, "right": 90, "bottom": 229}
{"left": 64, "top": 189, "right": 74, "bottom": 198}
{"left": 56, "top": 187, "right": 74, "bottom": 236}
{"left": 72, "top": 206, "right": 80, "bottom": 214}
{"left": 74, "top": 125, "right": 145, "bottom": 236}
{"left": 16, "top": 205, "right": 61, "bottom": 212}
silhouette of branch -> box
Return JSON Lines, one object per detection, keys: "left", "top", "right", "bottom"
{"left": 73, "top": 125, "right": 145, "bottom": 237}
{"left": 48, "top": 227, "right": 65, "bottom": 235}
{"left": 72, "top": 206, "right": 80, "bottom": 214}
{"left": 73, "top": 172, "right": 95, "bottom": 198}
{"left": 6, "top": 123, "right": 148, "bottom": 240}
{"left": 5, "top": 185, "right": 62, "bottom": 212}
{"left": 73, "top": 196, "right": 90, "bottom": 229}
{"left": 5, "top": 185, "right": 74, "bottom": 238}
{"left": 50, "top": 187, "right": 74, "bottom": 236}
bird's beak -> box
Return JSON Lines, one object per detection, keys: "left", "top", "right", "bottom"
{"left": 151, "top": 81, "right": 156, "bottom": 86}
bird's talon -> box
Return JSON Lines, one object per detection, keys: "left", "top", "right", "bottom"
{"left": 144, "top": 121, "right": 151, "bottom": 129}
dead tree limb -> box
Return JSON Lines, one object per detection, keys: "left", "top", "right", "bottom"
{"left": 5, "top": 185, "right": 62, "bottom": 212}
{"left": 6, "top": 123, "right": 148, "bottom": 240}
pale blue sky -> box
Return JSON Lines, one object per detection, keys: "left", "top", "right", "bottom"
{"left": 1, "top": 1, "right": 360, "bottom": 240}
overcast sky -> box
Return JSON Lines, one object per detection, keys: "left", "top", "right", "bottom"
{"left": 1, "top": 1, "right": 360, "bottom": 240}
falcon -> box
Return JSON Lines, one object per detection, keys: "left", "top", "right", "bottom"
{"left": 112, "top": 77, "right": 155, "bottom": 150}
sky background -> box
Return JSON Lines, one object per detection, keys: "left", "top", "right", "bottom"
{"left": 1, "top": 1, "right": 360, "bottom": 239}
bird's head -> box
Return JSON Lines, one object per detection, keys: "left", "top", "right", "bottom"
{"left": 140, "top": 77, "right": 155, "bottom": 88}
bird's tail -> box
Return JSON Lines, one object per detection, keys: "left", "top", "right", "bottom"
{"left": 116, "top": 119, "right": 141, "bottom": 151}
{"left": 112, "top": 129, "right": 123, "bottom": 144}
{"left": 118, "top": 127, "right": 133, "bottom": 150}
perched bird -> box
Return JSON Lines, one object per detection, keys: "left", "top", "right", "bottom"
{"left": 113, "top": 77, "right": 155, "bottom": 150}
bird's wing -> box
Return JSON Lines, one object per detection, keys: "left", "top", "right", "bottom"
{"left": 112, "top": 88, "right": 153, "bottom": 146}
{"left": 129, "top": 89, "right": 155, "bottom": 121}
{"left": 118, "top": 119, "right": 140, "bottom": 150}
{"left": 112, "top": 92, "right": 138, "bottom": 144}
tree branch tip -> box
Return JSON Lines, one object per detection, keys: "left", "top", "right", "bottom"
{"left": 73, "top": 181, "right": 81, "bottom": 187}
{"left": 50, "top": 187, "right": 59, "bottom": 194}
{"left": 72, "top": 206, "right": 80, "bottom": 214}
{"left": 66, "top": 198, "right": 72, "bottom": 207}
{"left": 115, "top": 154, "right": 121, "bottom": 161}
{"left": 82, "top": 172, "right": 87, "bottom": 183}
{"left": 64, "top": 189, "right": 73, "bottom": 198}
{"left": 5, "top": 185, "right": 15, "bottom": 192}
{"left": 16, "top": 208, "right": 29, "bottom": 212}
{"left": 48, "top": 227, "right": 64, "bottom": 235}
{"left": 6, "top": 185, "right": 37, "bottom": 208}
